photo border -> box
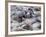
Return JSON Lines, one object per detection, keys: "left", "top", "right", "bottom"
{"left": 5, "top": 1, "right": 45, "bottom": 36}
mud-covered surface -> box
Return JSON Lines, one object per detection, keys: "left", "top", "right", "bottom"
{"left": 10, "top": 5, "right": 41, "bottom": 31}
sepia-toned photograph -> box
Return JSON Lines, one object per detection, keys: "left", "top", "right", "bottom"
{"left": 8, "top": 2, "right": 44, "bottom": 35}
